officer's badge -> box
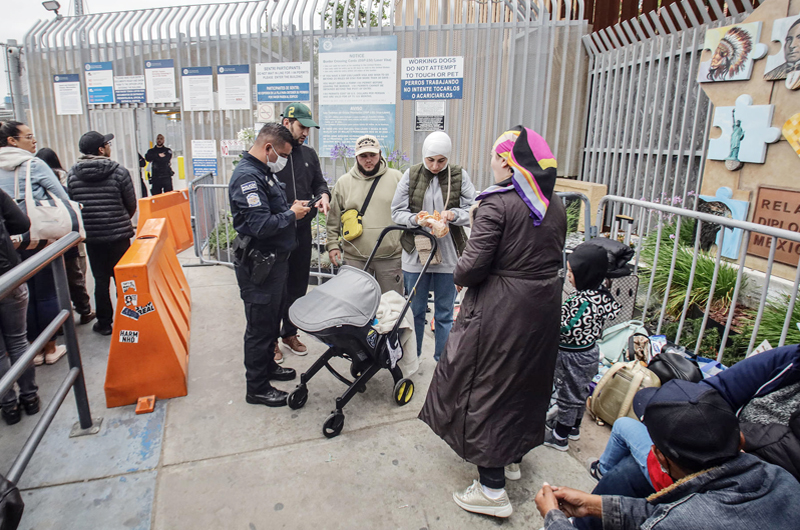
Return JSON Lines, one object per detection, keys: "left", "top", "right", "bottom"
{"left": 246, "top": 193, "right": 261, "bottom": 207}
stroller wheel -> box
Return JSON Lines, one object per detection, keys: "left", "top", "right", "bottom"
{"left": 288, "top": 386, "right": 308, "bottom": 410}
{"left": 393, "top": 378, "right": 414, "bottom": 406}
{"left": 323, "top": 411, "right": 345, "bottom": 438}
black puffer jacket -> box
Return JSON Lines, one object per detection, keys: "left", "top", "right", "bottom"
{"left": 67, "top": 156, "right": 136, "bottom": 243}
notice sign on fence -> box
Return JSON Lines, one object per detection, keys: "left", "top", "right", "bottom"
{"left": 218, "top": 65, "right": 251, "bottom": 110}
{"left": 256, "top": 62, "right": 311, "bottom": 102}
{"left": 182, "top": 67, "right": 214, "bottom": 112}
{"left": 319, "top": 36, "right": 397, "bottom": 155}
{"left": 748, "top": 186, "right": 800, "bottom": 266}
{"left": 401, "top": 56, "right": 463, "bottom": 100}
{"left": 114, "top": 75, "right": 146, "bottom": 104}
{"left": 192, "top": 140, "right": 218, "bottom": 177}
{"left": 53, "top": 74, "right": 83, "bottom": 115}
{"left": 415, "top": 100, "right": 445, "bottom": 131}
{"left": 145, "top": 59, "right": 177, "bottom": 103}
{"left": 85, "top": 62, "right": 115, "bottom": 104}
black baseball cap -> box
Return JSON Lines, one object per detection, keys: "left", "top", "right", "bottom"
{"left": 633, "top": 380, "right": 740, "bottom": 472}
{"left": 79, "top": 131, "right": 114, "bottom": 155}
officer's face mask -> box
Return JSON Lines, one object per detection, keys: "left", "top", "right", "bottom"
{"left": 267, "top": 145, "right": 288, "bottom": 173}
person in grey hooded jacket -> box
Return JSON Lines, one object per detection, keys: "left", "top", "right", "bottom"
{"left": 67, "top": 131, "right": 136, "bottom": 336}
{"left": 0, "top": 121, "right": 70, "bottom": 366}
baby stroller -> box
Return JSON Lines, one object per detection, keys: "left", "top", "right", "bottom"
{"left": 287, "top": 226, "right": 437, "bottom": 438}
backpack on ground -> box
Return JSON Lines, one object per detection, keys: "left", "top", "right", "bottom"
{"left": 587, "top": 360, "right": 660, "bottom": 426}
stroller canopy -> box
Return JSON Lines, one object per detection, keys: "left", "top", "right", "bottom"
{"left": 289, "top": 265, "right": 381, "bottom": 333}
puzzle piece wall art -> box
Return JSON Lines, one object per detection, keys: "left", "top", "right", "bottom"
{"left": 698, "top": 22, "right": 769, "bottom": 83}
{"left": 708, "top": 94, "right": 782, "bottom": 170}
{"left": 698, "top": 187, "right": 750, "bottom": 259}
{"left": 782, "top": 112, "right": 800, "bottom": 159}
{"left": 764, "top": 15, "right": 800, "bottom": 89}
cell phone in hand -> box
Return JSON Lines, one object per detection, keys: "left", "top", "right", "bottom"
{"left": 306, "top": 194, "right": 324, "bottom": 208}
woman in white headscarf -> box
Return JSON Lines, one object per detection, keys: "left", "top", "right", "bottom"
{"left": 390, "top": 132, "right": 475, "bottom": 361}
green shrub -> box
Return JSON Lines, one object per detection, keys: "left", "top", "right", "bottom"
{"left": 565, "top": 200, "right": 580, "bottom": 234}
{"left": 742, "top": 294, "right": 800, "bottom": 348}
{"left": 640, "top": 221, "right": 744, "bottom": 318}
{"left": 208, "top": 217, "right": 238, "bottom": 255}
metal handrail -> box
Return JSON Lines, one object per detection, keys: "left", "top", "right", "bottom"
{"left": 0, "top": 232, "right": 100, "bottom": 484}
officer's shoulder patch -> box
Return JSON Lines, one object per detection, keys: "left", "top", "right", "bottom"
{"left": 246, "top": 193, "right": 261, "bottom": 207}
{"left": 241, "top": 181, "right": 258, "bottom": 193}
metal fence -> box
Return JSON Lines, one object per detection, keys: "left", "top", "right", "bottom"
{"left": 598, "top": 195, "right": 800, "bottom": 362}
{"left": 0, "top": 233, "right": 101, "bottom": 485}
{"left": 580, "top": 0, "right": 761, "bottom": 204}
{"left": 22, "top": 0, "right": 589, "bottom": 194}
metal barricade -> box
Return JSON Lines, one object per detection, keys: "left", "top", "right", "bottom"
{"left": 597, "top": 195, "right": 800, "bottom": 363}
{"left": 0, "top": 232, "right": 101, "bottom": 485}
{"left": 188, "top": 173, "right": 336, "bottom": 280}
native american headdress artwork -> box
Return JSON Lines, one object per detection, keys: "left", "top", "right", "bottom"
{"left": 708, "top": 27, "right": 753, "bottom": 81}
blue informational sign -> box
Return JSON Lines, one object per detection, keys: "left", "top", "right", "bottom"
{"left": 256, "top": 62, "right": 311, "bottom": 102}
{"left": 400, "top": 56, "right": 464, "bottom": 100}
{"left": 318, "top": 36, "right": 398, "bottom": 157}
{"left": 192, "top": 159, "right": 218, "bottom": 177}
{"left": 85, "top": 62, "right": 114, "bottom": 104}
{"left": 400, "top": 79, "right": 463, "bottom": 100}
{"left": 114, "top": 75, "right": 146, "bottom": 104}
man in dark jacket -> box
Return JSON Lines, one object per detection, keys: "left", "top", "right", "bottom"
{"left": 68, "top": 131, "right": 136, "bottom": 336}
{"left": 272, "top": 103, "right": 330, "bottom": 362}
{"left": 229, "top": 123, "right": 309, "bottom": 407}
{"left": 144, "top": 134, "right": 173, "bottom": 195}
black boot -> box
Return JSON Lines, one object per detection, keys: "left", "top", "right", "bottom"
{"left": 2, "top": 402, "right": 21, "bottom": 425}
{"left": 20, "top": 394, "right": 40, "bottom": 415}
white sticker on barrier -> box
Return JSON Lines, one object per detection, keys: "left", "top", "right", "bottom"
{"left": 121, "top": 307, "right": 140, "bottom": 320}
{"left": 135, "top": 302, "right": 155, "bottom": 316}
{"left": 124, "top": 294, "right": 138, "bottom": 306}
{"left": 119, "top": 330, "right": 139, "bottom": 343}
{"left": 121, "top": 280, "right": 137, "bottom": 292}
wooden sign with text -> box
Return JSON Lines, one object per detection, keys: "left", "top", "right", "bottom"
{"left": 748, "top": 187, "right": 800, "bottom": 266}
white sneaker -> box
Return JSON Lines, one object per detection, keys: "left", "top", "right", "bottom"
{"left": 33, "top": 353, "right": 45, "bottom": 366}
{"left": 452, "top": 480, "right": 513, "bottom": 518}
{"left": 504, "top": 463, "right": 521, "bottom": 481}
{"left": 45, "top": 345, "right": 67, "bottom": 365}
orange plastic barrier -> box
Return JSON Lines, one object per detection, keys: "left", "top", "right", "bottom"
{"left": 137, "top": 190, "right": 193, "bottom": 253}
{"left": 104, "top": 218, "right": 191, "bottom": 408}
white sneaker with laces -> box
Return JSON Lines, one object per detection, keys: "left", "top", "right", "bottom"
{"left": 504, "top": 463, "right": 521, "bottom": 481}
{"left": 452, "top": 480, "right": 513, "bottom": 518}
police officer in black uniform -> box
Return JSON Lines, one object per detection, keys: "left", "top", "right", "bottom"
{"left": 273, "top": 103, "right": 331, "bottom": 362}
{"left": 229, "top": 123, "right": 310, "bottom": 407}
{"left": 145, "top": 134, "right": 174, "bottom": 195}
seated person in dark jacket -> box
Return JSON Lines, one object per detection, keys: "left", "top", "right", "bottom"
{"left": 587, "top": 344, "right": 800, "bottom": 492}
{"left": 535, "top": 380, "right": 800, "bottom": 530}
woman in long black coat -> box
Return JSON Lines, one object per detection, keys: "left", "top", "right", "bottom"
{"left": 419, "top": 127, "right": 566, "bottom": 518}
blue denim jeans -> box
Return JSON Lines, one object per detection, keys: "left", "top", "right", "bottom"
{"left": 403, "top": 272, "right": 456, "bottom": 361}
{"left": 0, "top": 284, "right": 36, "bottom": 407}
{"left": 598, "top": 417, "right": 653, "bottom": 484}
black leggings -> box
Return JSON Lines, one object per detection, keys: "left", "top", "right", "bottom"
{"left": 477, "top": 459, "right": 522, "bottom": 489}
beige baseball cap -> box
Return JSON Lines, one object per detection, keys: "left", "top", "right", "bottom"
{"left": 355, "top": 135, "right": 381, "bottom": 156}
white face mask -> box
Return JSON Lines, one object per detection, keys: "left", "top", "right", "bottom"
{"left": 267, "top": 145, "right": 288, "bottom": 173}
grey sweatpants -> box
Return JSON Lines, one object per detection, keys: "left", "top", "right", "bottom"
{"left": 554, "top": 344, "right": 600, "bottom": 427}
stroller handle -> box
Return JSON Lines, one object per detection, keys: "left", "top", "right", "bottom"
{"left": 363, "top": 226, "right": 440, "bottom": 347}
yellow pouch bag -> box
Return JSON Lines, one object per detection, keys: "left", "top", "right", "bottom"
{"left": 341, "top": 209, "right": 363, "bottom": 241}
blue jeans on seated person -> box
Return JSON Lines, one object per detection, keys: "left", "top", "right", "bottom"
{"left": 598, "top": 417, "right": 653, "bottom": 484}
{"left": 403, "top": 272, "right": 456, "bottom": 362}
{"left": 571, "top": 454, "right": 656, "bottom": 530}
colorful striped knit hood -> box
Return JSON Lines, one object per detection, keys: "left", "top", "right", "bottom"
{"left": 476, "top": 127, "right": 557, "bottom": 226}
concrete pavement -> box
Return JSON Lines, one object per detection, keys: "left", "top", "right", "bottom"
{"left": 0, "top": 255, "right": 607, "bottom": 529}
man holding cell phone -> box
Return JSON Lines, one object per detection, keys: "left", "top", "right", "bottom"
{"left": 273, "top": 103, "right": 331, "bottom": 363}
